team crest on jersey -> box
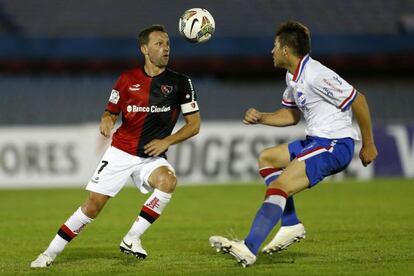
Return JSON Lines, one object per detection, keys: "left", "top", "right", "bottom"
{"left": 160, "top": 85, "right": 173, "bottom": 96}
{"left": 109, "top": 89, "right": 120, "bottom": 104}
{"left": 297, "top": 91, "right": 306, "bottom": 107}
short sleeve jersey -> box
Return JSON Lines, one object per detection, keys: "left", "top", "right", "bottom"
{"left": 106, "top": 67, "right": 199, "bottom": 157}
{"left": 282, "top": 55, "right": 359, "bottom": 140}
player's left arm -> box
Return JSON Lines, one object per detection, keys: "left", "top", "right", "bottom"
{"left": 144, "top": 112, "right": 200, "bottom": 157}
{"left": 351, "top": 92, "right": 378, "bottom": 166}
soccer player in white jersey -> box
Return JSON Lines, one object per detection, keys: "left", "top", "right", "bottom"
{"left": 209, "top": 20, "right": 378, "bottom": 267}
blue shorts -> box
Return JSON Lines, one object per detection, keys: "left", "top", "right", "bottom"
{"left": 288, "top": 136, "right": 354, "bottom": 187}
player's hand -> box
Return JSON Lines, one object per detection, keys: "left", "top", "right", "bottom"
{"left": 99, "top": 121, "right": 112, "bottom": 138}
{"left": 144, "top": 139, "right": 171, "bottom": 156}
{"left": 359, "top": 143, "right": 378, "bottom": 167}
{"left": 243, "top": 108, "right": 262, "bottom": 125}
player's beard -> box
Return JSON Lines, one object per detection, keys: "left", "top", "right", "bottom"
{"left": 273, "top": 54, "right": 281, "bottom": 68}
{"left": 273, "top": 58, "right": 278, "bottom": 68}
{"left": 156, "top": 56, "right": 169, "bottom": 68}
{"left": 273, "top": 58, "right": 282, "bottom": 68}
{"left": 273, "top": 56, "right": 287, "bottom": 69}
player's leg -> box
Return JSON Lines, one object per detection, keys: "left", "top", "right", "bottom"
{"left": 258, "top": 144, "right": 301, "bottom": 226}
{"left": 259, "top": 142, "right": 306, "bottom": 254}
{"left": 121, "top": 160, "right": 176, "bottom": 258}
{"left": 262, "top": 197, "right": 306, "bottom": 254}
{"left": 125, "top": 166, "right": 175, "bottom": 240}
{"left": 31, "top": 192, "right": 110, "bottom": 268}
{"left": 210, "top": 159, "right": 308, "bottom": 267}
{"left": 211, "top": 137, "right": 355, "bottom": 266}
{"left": 244, "top": 159, "right": 309, "bottom": 257}
{"left": 247, "top": 136, "right": 355, "bottom": 256}
{"left": 44, "top": 193, "right": 109, "bottom": 258}
{"left": 31, "top": 146, "right": 133, "bottom": 268}
{"left": 81, "top": 191, "right": 111, "bottom": 218}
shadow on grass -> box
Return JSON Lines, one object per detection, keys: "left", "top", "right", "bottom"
{"left": 60, "top": 246, "right": 148, "bottom": 267}
{"left": 56, "top": 245, "right": 314, "bottom": 270}
{"left": 258, "top": 251, "right": 312, "bottom": 265}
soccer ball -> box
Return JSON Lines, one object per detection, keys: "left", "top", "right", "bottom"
{"left": 179, "top": 8, "right": 215, "bottom": 43}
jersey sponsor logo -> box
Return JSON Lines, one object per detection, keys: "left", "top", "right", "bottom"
{"left": 126, "top": 105, "right": 171, "bottom": 113}
{"left": 323, "top": 78, "right": 343, "bottom": 94}
{"left": 129, "top": 84, "right": 141, "bottom": 91}
{"left": 332, "top": 76, "right": 342, "bottom": 85}
{"left": 160, "top": 84, "right": 173, "bottom": 96}
{"left": 109, "top": 89, "right": 120, "bottom": 104}
{"left": 322, "top": 87, "right": 334, "bottom": 97}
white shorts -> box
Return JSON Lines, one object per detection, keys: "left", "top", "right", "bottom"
{"left": 86, "top": 146, "right": 175, "bottom": 197}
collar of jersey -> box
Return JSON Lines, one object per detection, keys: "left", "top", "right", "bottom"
{"left": 292, "top": 54, "right": 310, "bottom": 82}
{"left": 142, "top": 67, "right": 168, "bottom": 78}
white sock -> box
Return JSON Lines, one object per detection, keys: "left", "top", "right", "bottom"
{"left": 126, "top": 217, "right": 151, "bottom": 239}
{"left": 44, "top": 207, "right": 93, "bottom": 259}
{"left": 44, "top": 235, "right": 67, "bottom": 259}
{"left": 127, "top": 189, "right": 172, "bottom": 238}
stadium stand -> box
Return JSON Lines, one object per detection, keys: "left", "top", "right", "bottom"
{"left": 0, "top": 0, "right": 413, "bottom": 124}
{"left": 1, "top": 0, "right": 412, "bottom": 36}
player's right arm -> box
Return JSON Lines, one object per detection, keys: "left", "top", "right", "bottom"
{"left": 99, "top": 111, "right": 119, "bottom": 138}
{"left": 243, "top": 107, "right": 300, "bottom": 126}
{"left": 100, "top": 73, "right": 126, "bottom": 138}
{"left": 244, "top": 73, "right": 300, "bottom": 126}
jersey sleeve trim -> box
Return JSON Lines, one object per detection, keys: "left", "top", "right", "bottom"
{"left": 339, "top": 88, "right": 357, "bottom": 111}
{"left": 181, "top": 101, "right": 199, "bottom": 114}
{"left": 182, "top": 110, "right": 199, "bottom": 116}
{"left": 282, "top": 99, "right": 298, "bottom": 108}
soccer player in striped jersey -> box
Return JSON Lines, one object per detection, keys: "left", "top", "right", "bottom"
{"left": 209, "top": 20, "right": 378, "bottom": 267}
{"left": 31, "top": 25, "right": 200, "bottom": 268}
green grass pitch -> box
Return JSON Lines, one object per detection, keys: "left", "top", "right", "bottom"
{"left": 1, "top": 179, "right": 413, "bottom": 275}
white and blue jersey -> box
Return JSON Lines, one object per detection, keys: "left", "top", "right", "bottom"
{"left": 282, "top": 54, "right": 359, "bottom": 140}
{"left": 281, "top": 55, "right": 358, "bottom": 186}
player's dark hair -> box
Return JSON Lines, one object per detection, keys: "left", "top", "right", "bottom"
{"left": 138, "top": 25, "right": 167, "bottom": 46}
{"left": 276, "top": 21, "right": 311, "bottom": 57}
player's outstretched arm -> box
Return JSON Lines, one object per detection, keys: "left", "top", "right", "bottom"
{"left": 144, "top": 112, "right": 200, "bottom": 156}
{"left": 99, "top": 110, "right": 118, "bottom": 138}
{"left": 243, "top": 107, "right": 300, "bottom": 127}
{"left": 351, "top": 92, "right": 378, "bottom": 167}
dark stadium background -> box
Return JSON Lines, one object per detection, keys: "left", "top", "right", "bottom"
{"left": 0, "top": 0, "right": 413, "bottom": 186}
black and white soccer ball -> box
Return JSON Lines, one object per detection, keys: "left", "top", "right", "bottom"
{"left": 179, "top": 8, "right": 215, "bottom": 43}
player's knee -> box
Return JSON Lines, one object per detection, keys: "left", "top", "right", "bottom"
{"left": 153, "top": 171, "right": 177, "bottom": 193}
{"left": 259, "top": 147, "right": 281, "bottom": 167}
{"left": 259, "top": 148, "right": 272, "bottom": 166}
{"left": 82, "top": 194, "right": 108, "bottom": 218}
{"left": 82, "top": 202, "right": 99, "bottom": 219}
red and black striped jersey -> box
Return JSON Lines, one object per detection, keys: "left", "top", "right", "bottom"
{"left": 105, "top": 67, "right": 199, "bottom": 157}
